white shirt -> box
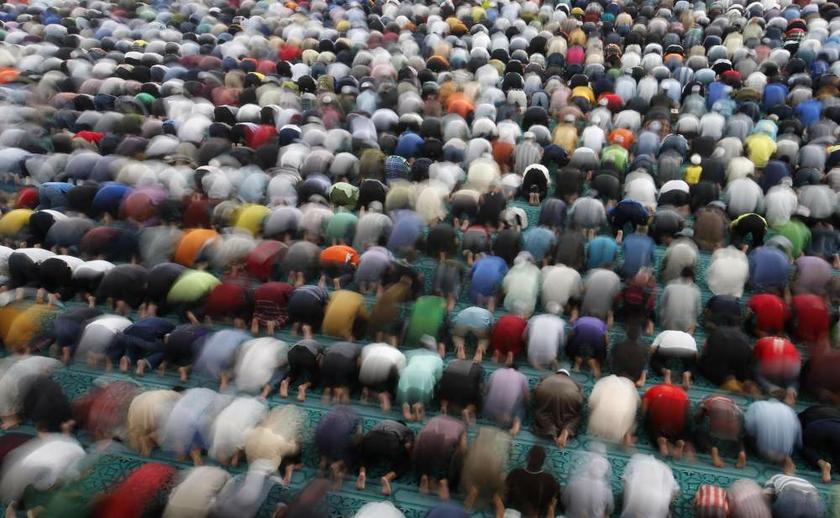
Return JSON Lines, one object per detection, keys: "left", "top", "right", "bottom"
{"left": 706, "top": 246, "right": 750, "bottom": 297}
{"left": 541, "top": 265, "right": 583, "bottom": 310}
{"left": 234, "top": 338, "right": 289, "bottom": 393}
{"left": 359, "top": 343, "right": 406, "bottom": 385}
{"left": 526, "top": 314, "right": 566, "bottom": 368}
{"left": 621, "top": 454, "right": 679, "bottom": 518}
{"left": 587, "top": 375, "right": 639, "bottom": 442}
{"left": 0, "top": 435, "right": 85, "bottom": 502}
{"left": 209, "top": 397, "right": 268, "bottom": 462}
{"left": 652, "top": 330, "right": 697, "bottom": 356}
{"left": 581, "top": 125, "right": 606, "bottom": 153}
{"left": 764, "top": 184, "right": 798, "bottom": 227}
{"left": 75, "top": 315, "right": 133, "bottom": 359}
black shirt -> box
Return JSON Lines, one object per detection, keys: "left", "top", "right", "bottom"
{"left": 611, "top": 339, "right": 647, "bottom": 381}
{"left": 505, "top": 468, "right": 561, "bottom": 518}
{"left": 698, "top": 326, "right": 753, "bottom": 385}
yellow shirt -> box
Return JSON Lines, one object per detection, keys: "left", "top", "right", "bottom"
{"left": 570, "top": 86, "right": 595, "bottom": 104}
{"left": 684, "top": 165, "right": 703, "bottom": 185}
{"left": 744, "top": 133, "right": 777, "bottom": 169}
{"left": 552, "top": 123, "right": 578, "bottom": 153}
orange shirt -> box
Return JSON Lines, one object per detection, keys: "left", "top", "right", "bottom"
{"left": 319, "top": 245, "right": 360, "bottom": 266}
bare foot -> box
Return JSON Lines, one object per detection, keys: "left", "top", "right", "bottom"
{"left": 297, "top": 384, "right": 307, "bottom": 402}
{"left": 657, "top": 436, "right": 670, "bottom": 457}
{"left": 419, "top": 475, "right": 430, "bottom": 494}
{"left": 1, "top": 415, "right": 20, "bottom": 430}
{"left": 736, "top": 451, "right": 747, "bottom": 469}
{"left": 378, "top": 392, "right": 391, "bottom": 412}
{"left": 403, "top": 403, "right": 414, "bottom": 422}
{"left": 380, "top": 476, "right": 392, "bottom": 496}
{"left": 462, "top": 407, "right": 474, "bottom": 426}
{"left": 510, "top": 417, "right": 521, "bottom": 437}
{"left": 190, "top": 448, "right": 203, "bottom": 466}
{"left": 135, "top": 360, "right": 146, "bottom": 377}
{"left": 672, "top": 440, "right": 685, "bottom": 460}
{"left": 356, "top": 471, "right": 366, "bottom": 490}
{"left": 555, "top": 428, "right": 569, "bottom": 449}
{"left": 783, "top": 456, "right": 796, "bottom": 475}
{"left": 178, "top": 366, "right": 189, "bottom": 382}
{"left": 118, "top": 356, "right": 129, "bottom": 373}
{"left": 784, "top": 389, "right": 796, "bottom": 407}
{"left": 663, "top": 368, "right": 672, "bottom": 385}
{"left": 821, "top": 460, "right": 832, "bottom": 483}
{"left": 438, "top": 479, "right": 450, "bottom": 501}
{"left": 710, "top": 447, "right": 725, "bottom": 468}
{"left": 464, "top": 486, "right": 478, "bottom": 510}
{"left": 251, "top": 318, "right": 259, "bottom": 335}
{"left": 279, "top": 378, "right": 290, "bottom": 398}
{"left": 682, "top": 371, "right": 692, "bottom": 391}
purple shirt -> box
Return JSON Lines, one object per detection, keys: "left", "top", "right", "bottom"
{"left": 793, "top": 256, "right": 832, "bottom": 296}
{"left": 572, "top": 317, "right": 608, "bottom": 343}
{"left": 484, "top": 368, "right": 529, "bottom": 425}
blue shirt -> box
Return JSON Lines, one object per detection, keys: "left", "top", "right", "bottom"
{"left": 124, "top": 317, "right": 175, "bottom": 341}
{"left": 745, "top": 400, "right": 801, "bottom": 459}
{"left": 587, "top": 235, "right": 618, "bottom": 270}
{"left": 619, "top": 233, "right": 655, "bottom": 279}
{"left": 469, "top": 256, "right": 509, "bottom": 301}
{"left": 386, "top": 210, "right": 424, "bottom": 251}
{"left": 796, "top": 99, "right": 823, "bottom": 127}
{"left": 394, "top": 131, "right": 424, "bottom": 159}
{"left": 523, "top": 226, "right": 557, "bottom": 262}
{"left": 748, "top": 247, "right": 790, "bottom": 292}
{"left": 763, "top": 83, "right": 788, "bottom": 111}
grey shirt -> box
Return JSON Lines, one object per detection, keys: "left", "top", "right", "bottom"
{"left": 661, "top": 239, "right": 698, "bottom": 283}
{"left": 353, "top": 213, "right": 394, "bottom": 250}
{"left": 581, "top": 268, "right": 621, "bottom": 321}
{"left": 569, "top": 197, "right": 607, "bottom": 230}
{"left": 660, "top": 280, "right": 702, "bottom": 332}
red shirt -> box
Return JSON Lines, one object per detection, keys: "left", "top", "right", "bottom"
{"left": 203, "top": 282, "right": 250, "bottom": 318}
{"left": 754, "top": 336, "right": 800, "bottom": 365}
{"left": 96, "top": 463, "right": 176, "bottom": 518}
{"left": 643, "top": 383, "right": 689, "bottom": 438}
{"left": 747, "top": 294, "right": 790, "bottom": 334}
{"left": 490, "top": 314, "right": 528, "bottom": 357}
{"left": 791, "top": 294, "right": 830, "bottom": 343}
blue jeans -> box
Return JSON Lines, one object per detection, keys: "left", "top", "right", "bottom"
{"left": 107, "top": 334, "right": 164, "bottom": 365}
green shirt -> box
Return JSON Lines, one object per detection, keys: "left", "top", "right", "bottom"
{"left": 325, "top": 211, "right": 359, "bottom": 244}
{"left": 771, "top": 219, "right": 811, "bottom": 258}
{"left": 405, "top": 295, "right": 447, "bottom": 346}
{"left": 397, "top": 349, "right": 445, "bottom": 405}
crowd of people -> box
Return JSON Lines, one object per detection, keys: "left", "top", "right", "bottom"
{"left": 0, "top": 0, "right": 837, "bottom": 514}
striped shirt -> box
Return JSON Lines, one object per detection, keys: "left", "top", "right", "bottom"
{"left": 763, "top": 475, "right": 818, "bottom": 497}
{"left": 694, "top": 485, "right": 729, "bottom": 518}
{"left": 727, "top": 480, "right": 772, "bottom": 518}
{"left": 513, "top": 140, "right": 543, "bottom": 177}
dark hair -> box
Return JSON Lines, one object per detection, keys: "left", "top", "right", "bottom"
{"left": 526, "top": 445, "right": 547, "bottom": 471}
{"left": 681, "top": 266, "right": 695, "bottom": 280}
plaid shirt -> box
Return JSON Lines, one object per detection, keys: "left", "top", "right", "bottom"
{"left": 384, "top": 155, "right": 410, "bottom": 183}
